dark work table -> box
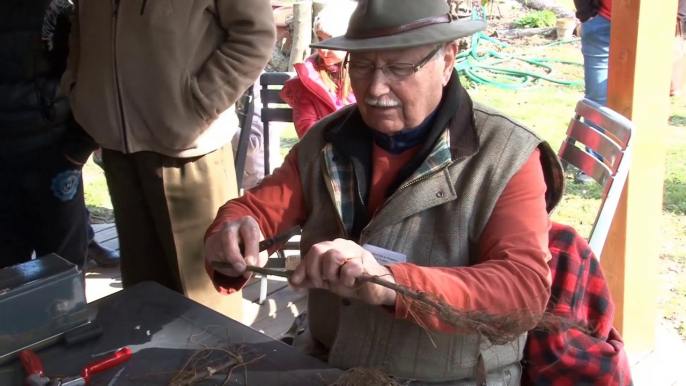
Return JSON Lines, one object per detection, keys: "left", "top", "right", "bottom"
{"left": 0, "top": 282, "right": 342, "bottom": 385}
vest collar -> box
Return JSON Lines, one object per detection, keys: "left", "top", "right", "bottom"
{"left": 321, "top": 70, "right": 478, "bottom": 239}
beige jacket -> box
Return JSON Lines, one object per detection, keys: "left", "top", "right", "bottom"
{"left": 62, "top": 0, "right": 276, "bottom": 158}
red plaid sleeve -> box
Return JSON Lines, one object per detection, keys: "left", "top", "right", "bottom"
{"left": 522, "top": 222, "right": 633, "bottom": 386}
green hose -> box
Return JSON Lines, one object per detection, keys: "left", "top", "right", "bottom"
{"left": 456, "top": 7, "right": 584, "bottom": 89}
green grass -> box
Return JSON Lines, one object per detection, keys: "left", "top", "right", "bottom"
{"left": 81, "top": 160, "right": 114, "bottom": 223}
{"left": 513, "top": 10, "right": 557, "bottom": 29}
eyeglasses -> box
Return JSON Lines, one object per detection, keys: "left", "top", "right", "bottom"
{"left": 344, "top": 45, "right": 442, "bottom": 82}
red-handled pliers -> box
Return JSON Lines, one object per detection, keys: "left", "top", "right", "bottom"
{"left": 19, "top": 350, "right": 52, "bottom": 386}
{"left": 20, "top": 348, "right": 132, "bottom": 386}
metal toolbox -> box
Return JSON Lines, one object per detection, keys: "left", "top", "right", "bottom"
{"left": 0, "top": 254, "right": 89, "bottom": 364}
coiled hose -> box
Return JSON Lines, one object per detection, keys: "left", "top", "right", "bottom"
{"left": 455, "top": 7, "right": 584, "bottom": 89}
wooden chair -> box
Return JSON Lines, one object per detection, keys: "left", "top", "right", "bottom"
{"left": 558, "top": 98, "right": 636, "bottom": 258}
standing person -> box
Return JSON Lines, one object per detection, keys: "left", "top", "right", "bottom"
{"left": 575, "top": 0, "right": 611, "bottom": 107}
{"left": 62, "top": 0, "right": 276, "bottom": 317}
{"left": 280, "top": 1, "right": 357, "bottom": 138}
{"left": 573, "top": 0, "right": 610, "bottom": 183}
{"left": 575, "top": 0, "right": 686, "bottom": 99}
{"left": 0, "top": 0, "right": 98, "bottom": 271}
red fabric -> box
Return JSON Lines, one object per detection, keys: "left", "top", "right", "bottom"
{"left": 522, "top": 222, "right": 633, "bottom": 386}
{"left": 387, "top": 149, "right": 552, "bottom": 332}
{"left": 205, "top": 145, "right": 552, "bottom": 325}
{"left": 279, "top": 56, "right": 355, "bottom": 138}
{"left": 599, "top": 0, "right": 611, "bottom": 20}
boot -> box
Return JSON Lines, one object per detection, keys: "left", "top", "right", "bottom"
{"left": 88, "top": 239, "right": 120, "bottom": 268}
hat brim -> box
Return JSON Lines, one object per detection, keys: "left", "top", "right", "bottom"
{"left": 310, "top": 20, "right": 486, "bottom": 52}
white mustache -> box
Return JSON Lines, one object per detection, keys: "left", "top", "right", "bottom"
{"left": 365, "top": 97, "right": 401, "bottom": 108}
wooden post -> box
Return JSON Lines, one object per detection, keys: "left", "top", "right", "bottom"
{"left": 288, "top": 1, "right": 313, "bottom": 71}
{"left": 602, "top": 0, "right": 678, "bottom": 354}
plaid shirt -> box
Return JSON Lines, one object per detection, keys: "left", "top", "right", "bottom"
{"left": 522, "top": 222, "right": 633, "bottom": 386}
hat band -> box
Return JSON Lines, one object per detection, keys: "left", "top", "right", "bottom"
{"left": 346, "top": 14, "right": 452, "bottom": 39}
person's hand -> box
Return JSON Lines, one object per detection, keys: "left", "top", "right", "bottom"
{"left": 204, "top": 216, "right": 268, "bottom": 279}
{"left": 289, "top": 239, "right": 397, "bottom": 306}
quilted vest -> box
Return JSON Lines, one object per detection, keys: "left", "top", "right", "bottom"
{"left": 294, "top": 99, "right": 564, "bottom": 385}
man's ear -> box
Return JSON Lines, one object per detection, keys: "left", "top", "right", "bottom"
{"left": 442, "top": 41, "right": 458, "bottom": 85}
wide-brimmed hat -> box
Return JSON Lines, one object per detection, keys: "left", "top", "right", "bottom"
{"left": 310, "top": 0, "right": 487, "bottom": 52}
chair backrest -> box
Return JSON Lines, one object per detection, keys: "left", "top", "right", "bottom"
{"left": 259, "top": 72, "right": 295, "bottom": 176}
{"left": 558, "top": 98, "right": 636, "bottom": 258}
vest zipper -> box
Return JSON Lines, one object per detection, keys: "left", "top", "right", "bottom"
{"left": 387, "top": 170, "right": 441, "bottom": 203}
{"left": 382, "top": 147, "right": 470, "bottom": 211}
{"left": 354, "top": 168, "right": 366, "bottom": 230}
{"left": 360, "top": 167, "right": 446, "bottom": 240}
{"left": 112, "top": 0, "right": 129, "bottom": 152}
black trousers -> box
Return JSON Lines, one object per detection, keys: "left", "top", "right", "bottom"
{"left": 0, "top": 144, "right": 89, "bottom": 270}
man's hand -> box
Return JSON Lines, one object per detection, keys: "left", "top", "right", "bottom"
{"left": 205, "top": 216, "right": 268, "bottom": 279}
{"left": 289, "top": 239, "right": 397, "bottom": 306}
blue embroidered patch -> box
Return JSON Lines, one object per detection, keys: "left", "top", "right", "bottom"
{"left": 51, "top": 170, "right": 81, "bottom": 202}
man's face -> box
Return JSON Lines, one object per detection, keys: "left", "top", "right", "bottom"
{"left": 348, "top": 42, "right": 457, "bottom": 135}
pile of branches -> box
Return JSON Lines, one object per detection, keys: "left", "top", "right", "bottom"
{"left": 170, "top": 345, "right": 264, "bottom": 386}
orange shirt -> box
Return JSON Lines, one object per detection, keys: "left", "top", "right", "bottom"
{"left": 366, "top": 145, "right": 421, "bottom": 221}
{"left": 205, "top": 142, "right": 551, "bottom": 333}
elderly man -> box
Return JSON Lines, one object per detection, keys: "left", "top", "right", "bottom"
{"left": 205, "top": 0, "right": 564, "bottom": 383}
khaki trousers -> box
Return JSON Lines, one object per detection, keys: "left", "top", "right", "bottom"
{"left": 102, "top": 145, "right": 243, "bottom": 321}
